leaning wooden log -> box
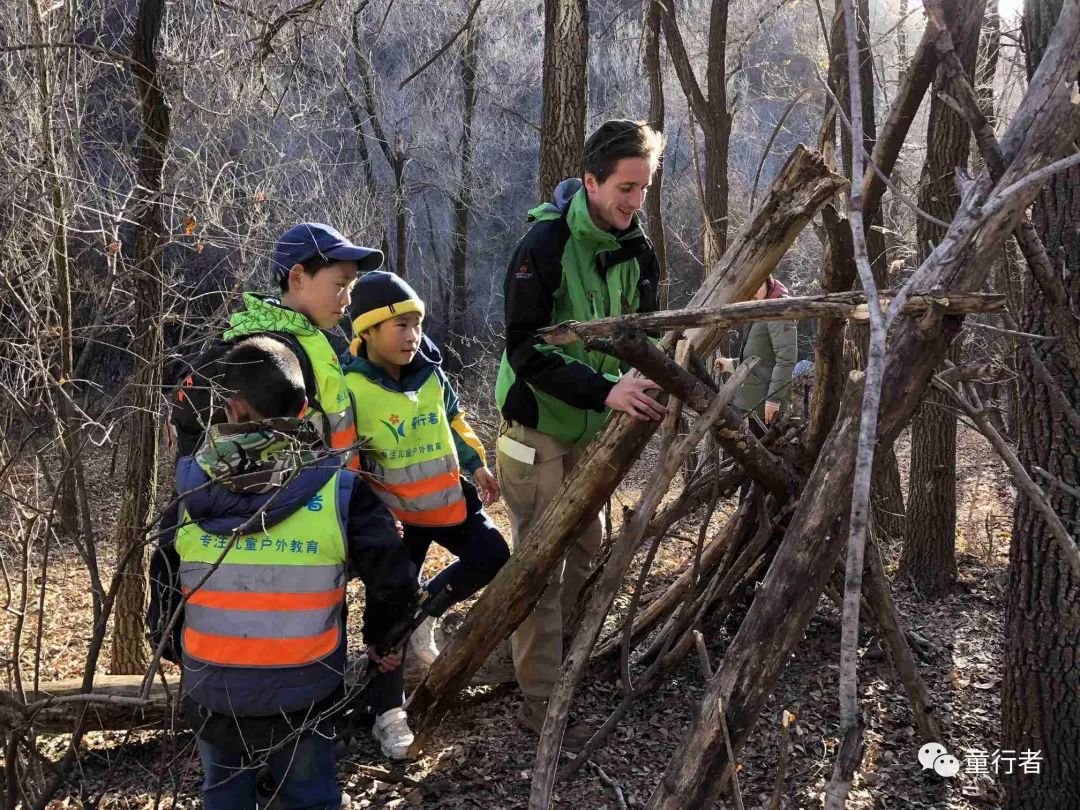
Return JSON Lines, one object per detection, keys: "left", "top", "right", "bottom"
{"left": 645, "top": 5, "right": 1080, "bottom": 802}
{"left": 406, "top": 146, "right": 846, "bottom": 746}
{"left": 564, "top": 469, "right": 723, "bottom": 648}
{"left": 539, "top": 291, "right": 1005, "bottom": 345}
{"left": 530, "top": 364, "right": 753, "bottom": 810}
{"left": 0, "top": 675, "right": 175, "bottom": 733}
{"left": 592, "top": 503, "right": 744, "bottom": 663}
{"left": 589, "top": 328, "right": 800, "bottom": 497}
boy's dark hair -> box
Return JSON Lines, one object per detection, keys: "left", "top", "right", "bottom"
{"left": 222, "top": 336, "right": 306, "bottom": 419}
{"left": 582, "top": 119, "right": 665, "bottom": 184}
{"left": 277, "top": 254, "right": 335, "bottom": 293}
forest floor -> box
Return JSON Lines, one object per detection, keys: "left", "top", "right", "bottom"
{"left": 2, "top": 418, "right": 1021, "bottom": 809}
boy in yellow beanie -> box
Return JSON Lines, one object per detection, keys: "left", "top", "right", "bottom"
{"left": 341, "top": 271, "right": 510, "bottom": 754}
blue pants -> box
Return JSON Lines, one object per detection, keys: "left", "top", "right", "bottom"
{"left": 364, "top": 482, "right": 508, "bottom": 713}
{"left": 197, "top": 731, "right": 340, "bottom": 810}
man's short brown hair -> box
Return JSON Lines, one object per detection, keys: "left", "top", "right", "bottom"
{"left": 582, "top": 119, "right": 665, "bottom": 184}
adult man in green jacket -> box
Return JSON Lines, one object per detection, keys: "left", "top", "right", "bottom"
{"left": 495, "top": 120, "right": 666, "bottom": 748}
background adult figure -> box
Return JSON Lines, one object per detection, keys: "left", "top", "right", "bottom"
{"left": 493, "top": 120, "right": 666, "bottom": 749}
{"left": 719, "top": 275, "right": 797, "bottom": 424}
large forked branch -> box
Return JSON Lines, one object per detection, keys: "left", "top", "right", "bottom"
{"left": 540, "top": 292, "right": 1005, "bottom": 344}
{"left": 406, "top": 146, "right": 846, "bottom": 747}
{"left": 646, "top": 0, "right": 1080, "bottom": 804}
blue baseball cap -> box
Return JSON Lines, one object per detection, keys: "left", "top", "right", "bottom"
{"left": 270, "top": 223, "right": 384, "bottom": 281}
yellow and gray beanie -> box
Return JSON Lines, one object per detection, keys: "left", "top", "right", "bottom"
{"left": 348, "top": 271, "right": 426, "bottom": 355}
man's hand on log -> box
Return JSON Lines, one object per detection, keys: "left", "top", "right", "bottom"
{"left": 606, "top": 374, "right": 666, "bottom": 421}
{"left": 764, "top": 401, "right": 780, "bottom": 424}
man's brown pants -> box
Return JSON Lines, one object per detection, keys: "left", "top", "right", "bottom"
{"left": 495, "top": 423, "right": 603, "bottom": 700}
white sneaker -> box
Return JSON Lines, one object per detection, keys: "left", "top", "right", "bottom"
{"left": 407, "top": 615, "right": 440, "bottom": 667}
{"left": 373, "top": 707, "right": 415, "bottom": 760}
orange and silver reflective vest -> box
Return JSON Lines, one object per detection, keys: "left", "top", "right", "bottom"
{"left": 347, "top": 371, "right": 467, "bottom": 527}
{"left": 174, "top": 473, "right": 347, "bottom": 668}
{"left": 224, "top": 294, "right": 359, "bottom": 468}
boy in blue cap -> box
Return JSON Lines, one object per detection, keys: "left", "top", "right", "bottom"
{"left": 169, "top": 223, "right": 383, "bottom": 463}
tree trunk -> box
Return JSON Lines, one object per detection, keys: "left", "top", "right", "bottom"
{"left": 1002, "top": 0, "right": 1080, "bottom": 804}
{"left": 658, "top": 0, "right": 730, "bottom": 280}
{"left": 449, "top": 14, "right": 478, "bottom": 345}
{"left": 538, "top": 0, "right": 587, "bottom": 201}
{"left": 643, "top": 0, "right": 668, "bottom": 307}
{"left": 393, "top": 150, "right": 408, "bottom": 278}
{"left": 702, "top": 0, "right": 730, "bottom": 270}
{"left": 901, "top": 0, "right": 984, "bottom": 597}
{"left": 109, "top": 0, "right": 170, "bottom": 675}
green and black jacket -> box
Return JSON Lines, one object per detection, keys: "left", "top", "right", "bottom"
{"left": 495, "top": 178, "right": 660, "bottom": 446}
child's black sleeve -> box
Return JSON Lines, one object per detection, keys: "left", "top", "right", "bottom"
{"left": 147, "top": 501, "right": 183, "bottom": 664}
{"left": 344, "top": 475, "right": 419, "bottom": 647}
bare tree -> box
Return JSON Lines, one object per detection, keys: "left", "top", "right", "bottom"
{"left": 538, "top": 0, "right": 588, "bottom": 200}
{"left": 449, "top": 10, "right": 480, "bottom": 344}
{"left": 643, "top": 0, "right": 669, "bottom": 306}
{"left": 900, "top": 0, "right": 986, "bottom": 598}
{"left": 109, "top": 0, "right": 171, "bottom": 675}
{"left": 660, "top": 0, "right": 732, "bottom": 277}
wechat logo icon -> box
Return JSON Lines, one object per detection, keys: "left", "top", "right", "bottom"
{"left": 919, "top": 742, "right": 961, "bottom": 777}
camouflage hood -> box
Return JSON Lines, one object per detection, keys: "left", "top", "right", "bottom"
{"left": 194, "top": 418, "right": 322, "bottom": 494}
{"left": 176, "top": 418, "right": 339, "bottom": 536}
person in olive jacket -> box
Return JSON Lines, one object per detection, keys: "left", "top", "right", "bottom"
{"left": 718, "top": 275, "right": 798, "bottom": 424}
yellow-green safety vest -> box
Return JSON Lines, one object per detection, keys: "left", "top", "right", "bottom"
{"left": 174, "top": 473, "right": 347, "bottom": 668}
{"left": 347, "top": 372, "right": 466, "bottom": 527}
{"left": 292, "top": 329, "right": 359, "bottom": 469}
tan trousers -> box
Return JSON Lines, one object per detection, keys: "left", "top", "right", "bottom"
{"left": 496, "top": 423, "right": 603, "bottom": 700}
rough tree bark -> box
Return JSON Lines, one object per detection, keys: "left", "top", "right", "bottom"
{"left": 538, "top": 0, "right": 587, "bottom": 201}
{"left": 108, "top": 0, "right": 170, "bottom": 675}
{"left": 901, "top": 0, "right": 985, "bottom": 598}
{"left": 659, "top": 0, "right": 731, "bottom": 276}
{"left": 448, "top": 12, "right": 478, "bottom": 345}
{"left": 1002, "top": 0, "right": 1080, "bottom": 805}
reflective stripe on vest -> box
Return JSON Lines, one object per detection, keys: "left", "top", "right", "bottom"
{"left": 347, "top": 371, "right": 466, "bottom": 527}
{"left": 174, "top": 474, "right": 347, "bottom": 668}
{"left": 291, "top": 330, "right": 359, "bottom": 469}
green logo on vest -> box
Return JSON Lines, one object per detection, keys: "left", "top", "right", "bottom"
{"left": 380, "top": 414, "right": 407, "bottom": 443}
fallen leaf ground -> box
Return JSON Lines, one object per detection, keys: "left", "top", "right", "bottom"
{"left": 1, "top": 421, "right": 1024, "bottom": 809}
